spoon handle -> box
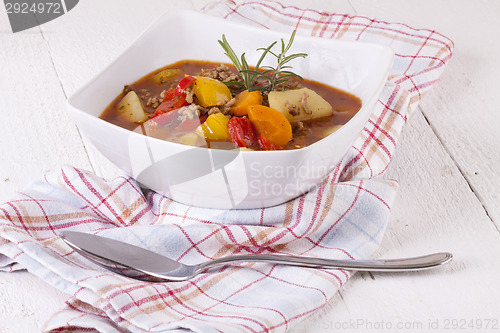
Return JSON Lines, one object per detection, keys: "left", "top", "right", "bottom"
{"left": 196, "top": 252, "right": 453, "bottom": 273}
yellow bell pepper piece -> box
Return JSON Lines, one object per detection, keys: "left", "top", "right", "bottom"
{"left": 178, "top": 132, "right": 202, "bottom": 147}
{"left": 195, "top": 113, "right": 230, "bottom": 141}
{"left": 192, "top": 76, "right": 232, "bottom": 107}
{"left": 152, "top": 69, "right": 181, "bottom": 84}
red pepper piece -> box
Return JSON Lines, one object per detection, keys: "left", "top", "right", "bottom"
{"left": 149, "top": 108, "right": 180, "bottom": 127}
{"left": 176, "top": 114, "right": 208, "bottom": 132}
{"left": 152, "top": 89, "right": 188, "bottom": 119}
{"left": 258, "top": 134, "right": 283, "bottom": 151}
{"left": 228, "top": 117, "right": 258, "bottom": 149}
{"left": 151, "top": 76, "right": 196, "bottom": 120}
{"left": 174, "top": 75, "right": 196, "bottom": 96}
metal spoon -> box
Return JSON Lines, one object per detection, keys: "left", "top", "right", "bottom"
{"left": 60, "top": 231, "right": 453, "bottom": 282}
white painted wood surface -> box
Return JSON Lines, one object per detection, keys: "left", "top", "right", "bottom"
{"left": 1, "top": 0, "right": 499, "bottom": 332}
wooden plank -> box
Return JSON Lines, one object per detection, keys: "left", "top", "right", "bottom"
{"left": 0, "top": 1, "right": 202, "bottom": 329}
{"left": 0, "top": 12, "right": 90, "bottom": 330}
{"left": 351, "top": 0, "right": 500, "bottom": 227}
{"left": 0, "top": 272, "right": 69, "bottom": 332}
{"left": 37, "top": 0, "right": 199, "bottom": 179}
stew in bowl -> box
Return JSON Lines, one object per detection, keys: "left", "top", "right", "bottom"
{"left": 66, "top": 10, "right": 393, "bottom": 209}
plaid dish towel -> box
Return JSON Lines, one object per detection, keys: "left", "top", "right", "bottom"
{"left": 0, "top": 1, "right": 453, "bottom": 332}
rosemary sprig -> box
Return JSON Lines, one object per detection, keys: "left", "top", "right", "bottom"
{"left": 218, "top": 35, "right": 274, "bottom": 90}
{"left": 218, "top": 30, "right": 307, "bottom": 92}
{"left": 258, "top": 30, "right": 308, "bottom": 91}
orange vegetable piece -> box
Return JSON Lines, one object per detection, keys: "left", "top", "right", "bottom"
{"left": 230, "top": 90, "right": 263, "bottom": 116}
{"left": 247, "top": 105, "right": 292, "bottom": 147}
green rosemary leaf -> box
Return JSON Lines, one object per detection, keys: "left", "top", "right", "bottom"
{"left": 275, "top": 79, "right": 290, "bottom": 85}
{"left": 281, "top": 53, "right": 307, "bottom": 65}
{"left": 256, "top": 41, "right": 277, "bottom": 69}
{"left": 279, "top": 70, "right": 300, "bottom": 76}
{"left": 240, "top": 69, "right": 262, "bottom": 75}
{"left": 275, "top": 76, "right": 301, "bottom": 85}
{"left": 281, "top": 38, "right": 286, "bottom": 53}
{"left": 267, "top": 50, "right": 280, "bottom": 59}
{"left": 241, "top": 69, "right": 273, "bottom": 78}
{"left": 218, "top": 35, "right": 242, "bottom": 72}
{"left": 260, "top": 69, "right": 275, "bottom": 76}
{"left": 240, "top": 54, "right": 251, "bottom": 89}
{"left": 277, "top": 74, "right": 300, "bottom": 80}
{"left": 248, "top": 86, "right": 269, "bottom": 92}
{"left": 283, "top": 29, "right": 297, "bottom": 54}
{"left": 223, "top": 81, "right": 245, "bottom": 86}
{"left": 261, "top": 65, "right": 276, "bottom": 71}
{"left": 258, "top": 76, "right": 274, "bottom": 84}
{"left": 290, "top": 73, "right": 304, "bottom": 80}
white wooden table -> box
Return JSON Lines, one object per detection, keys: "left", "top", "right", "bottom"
{"left": 1, "top": 0, "right": 500, "bottom": 332}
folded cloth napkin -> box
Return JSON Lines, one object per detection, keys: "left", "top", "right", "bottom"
{"left": 0, "top": 1, "right": 453, "bottom": 332}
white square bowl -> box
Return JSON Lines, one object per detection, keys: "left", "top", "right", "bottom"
{"left": 66, "top": 10, "right": 394, "bottom": 209}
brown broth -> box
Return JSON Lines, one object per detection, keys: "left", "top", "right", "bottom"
{"left": 100, "top": 60, "right": 362, "bottom": 150}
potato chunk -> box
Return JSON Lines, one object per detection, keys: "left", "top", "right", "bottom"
{"left": 268, "top": 88, "right": 333, "bottom": 122}
{"left": 117, "top": 91, "right": 148, "bottom": 123}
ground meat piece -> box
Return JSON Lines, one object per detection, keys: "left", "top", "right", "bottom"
{"left": 292, "top": 121, "right": 305, "bottom": 133}
{"left": 146, "top": 96, "right": 162, "bottom": 109}
{"left": 285, "top": 101, "right": 300, "bottom": 116}
{"left": 275, "top": 78, "right": 301, "bottom": 91}
{"left": 261, "top": 92, "right": 270, "bottom": 107}
{"left": 123, "top": 85, "right": 133, "bottom": 94}
{"left": 199, "top": 64, "right": 245, "bottom": 96}
{"left": 196, "top": 97, "right": 236, "bottom": 117}
{"left": 216, "top": 64, "right": 240, "bottom": 82}
{"left": 190, "top": 94, "right": 236, "bottom": 118}
{"left": 300, "top": 91, "right": 312, "bottom": 114}
{"left": 185, "top": 88, "right": 194, "bottom": 104}
{"left": 207, "top": 107, "right": 221, "bottom": 115}
{"left": 196, "top": 105, "right": 210, "bottom": 115}
{"left": 219, "top": 98, "right": 236, "bottom": 116}
{"left": 138, "top": 89, "right": 152, "bottom": 102}
{"left": 228, "top": 84, "right": 245, "bottom": 97}
{"left": 177, "top": 104, "right": 200, "bottom": 122}
{"left": 200, "top": 68, "right": 219, "bottom": 80}
{"left": 200, "top": 64, "right": 242, "bottom": 83}
{"left": 145, "top": 90, "right": 166, "bottom": 109}
{"left": 224, "top": 98, "right": 236, "bottom": 109}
